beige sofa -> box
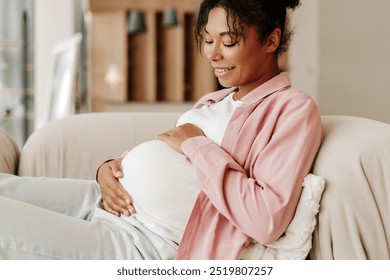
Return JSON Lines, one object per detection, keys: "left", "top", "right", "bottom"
{"left": 1, "top": 112, "right": 390, "bottom": 259}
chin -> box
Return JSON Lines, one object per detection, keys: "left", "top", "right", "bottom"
{"left": 217, "top": 79, "right": 234, "bottom": 88}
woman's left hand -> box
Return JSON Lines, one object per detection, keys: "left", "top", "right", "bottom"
{"left": 156, "top": 123, "right": 204, "bottom": 154}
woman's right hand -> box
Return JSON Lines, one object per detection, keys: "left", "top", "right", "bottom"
{"left": 96, "top": 160, "right": 136, "bottom": 217}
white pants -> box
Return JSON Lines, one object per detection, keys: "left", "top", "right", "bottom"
{"left": 0, "top": 173, "right": 177, "bottom": 260}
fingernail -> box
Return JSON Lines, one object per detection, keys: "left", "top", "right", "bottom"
{"left": 129, "top": 207, "right": 136, "bottom": 215}
{"left": 122, "top": 211, "right": 130, "bottom": 217}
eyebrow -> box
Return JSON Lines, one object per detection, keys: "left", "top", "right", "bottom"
{"left": 204, "top": 28, "right": 238, "bottom": 37}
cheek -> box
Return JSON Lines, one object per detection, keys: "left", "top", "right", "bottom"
{"left": 203, "top": 44, "right": 210, "bottom": 59}
{"left": 234, "top": 53, "right": 256, "bottom": 73}
{"left": 203, "top": 43, "right": 208, "bottom": 56}
{"left": 234, "top": 56, "right": 265, "bottom": 85}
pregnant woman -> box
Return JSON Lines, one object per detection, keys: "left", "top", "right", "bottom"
{"left": 0, "top": 0, "right": 323, "bottom": 260}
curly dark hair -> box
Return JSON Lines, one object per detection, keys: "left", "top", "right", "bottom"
{"left": 195, "top": 0, "right": 300, "bottom": 56}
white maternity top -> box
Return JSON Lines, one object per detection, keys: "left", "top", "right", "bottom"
{"left": 119, "top": 92, "right": 242, "bottom": 243}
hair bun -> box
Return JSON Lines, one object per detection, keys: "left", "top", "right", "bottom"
{"left": 280, "top": 0, "right": 300, "bottom": 9}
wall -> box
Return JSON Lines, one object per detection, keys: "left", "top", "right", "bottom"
{"left": 34, "top": 0, "right": 74, "bottom": 129}
{"left": 319, "top": 0, "right": 390, "bottom": 123}
{"left": 290, "top": 0, "right": 390, "bottom": 123}
{"left": 289, "top": 0, "right": 320, "bottom": 104}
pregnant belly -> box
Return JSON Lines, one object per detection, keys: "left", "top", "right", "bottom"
{"left": 119, "top": 140, "right": 200, "bottom": 239}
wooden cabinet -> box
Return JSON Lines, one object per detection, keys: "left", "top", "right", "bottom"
{"left": 88, "top": 0, "right": 216, "bottom": 111}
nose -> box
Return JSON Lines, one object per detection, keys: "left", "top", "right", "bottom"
{"left": 204, "top": 43, "right": 222, "bottom": 61}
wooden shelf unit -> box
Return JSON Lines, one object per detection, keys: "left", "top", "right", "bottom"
{"left": 88, "top": 0, "right": 217, "bottom": 111}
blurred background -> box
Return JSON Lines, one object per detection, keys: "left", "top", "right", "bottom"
{"left": 1, "top": 0, "right": 389, "bottom": 148}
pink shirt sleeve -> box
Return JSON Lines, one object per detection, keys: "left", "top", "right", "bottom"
{"left": 181, "top": 97, "right": 323, "bottom": 244}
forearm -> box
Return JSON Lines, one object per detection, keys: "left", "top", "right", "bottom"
{"left": 182, "top": 137, "right": 286, "bottom": 244}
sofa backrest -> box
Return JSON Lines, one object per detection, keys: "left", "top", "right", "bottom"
{"left": 18, "top": 112, "right": 182, "bottom": 179}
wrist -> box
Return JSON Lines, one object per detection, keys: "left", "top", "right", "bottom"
{"left": 95, "top": 159, "right": 114, "bottom": 183}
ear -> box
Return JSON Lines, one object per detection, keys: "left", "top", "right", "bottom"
{"left": 265, "top": 28, "right": 281, "bottom": 53}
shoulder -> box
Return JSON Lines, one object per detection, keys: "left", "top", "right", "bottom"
{"left": 281, "top": 87, "right": 316, "bottom": 102}
{"left": 271, "top": 87, "right": 320, "bottom": 114}
{"left": 260, "top": 87, "right": 322, "bottom": 133}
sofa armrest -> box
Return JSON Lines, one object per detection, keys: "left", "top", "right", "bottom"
{"left": 18, "top": 112, "right": 181, "bottom": 179}
{"left": 0, "top": 128, "right": 20, "bottom": 174}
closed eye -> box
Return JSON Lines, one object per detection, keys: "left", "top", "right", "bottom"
{"left": 204, "top": 28, "right": 240, "bottom": 48}
{"left": 223, "top": 41, "right": 239, "bottom": 47}
{"left": 204, "top": 40, "right": 239, "bottom": 47}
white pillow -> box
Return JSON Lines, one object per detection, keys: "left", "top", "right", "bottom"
{"left": 239, "top": 173, "right": 325, "bottom": 260}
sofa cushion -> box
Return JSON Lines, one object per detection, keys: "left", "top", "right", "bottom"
{"left": 0, "top": 128, "right": 20, "bottom": 174}
{"left": 310, "top": 115, "right": 390, "bottom": 259}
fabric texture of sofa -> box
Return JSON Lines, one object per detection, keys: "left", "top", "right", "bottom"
{"left": 1, "top": 112, "right": 390, "bottom": 259}
{"left": 0, "top": 128, "right": 20, "bottom": 175}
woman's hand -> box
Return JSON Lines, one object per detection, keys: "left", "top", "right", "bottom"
{"left": 156, "top": 123, "right": 204, "bottom": 154}
{"left": 96, "top": 160, "right": 135, "bottom": 217}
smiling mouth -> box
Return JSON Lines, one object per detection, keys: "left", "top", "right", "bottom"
{"left": 214, "top": 67, "right": 235, "bottom": 74}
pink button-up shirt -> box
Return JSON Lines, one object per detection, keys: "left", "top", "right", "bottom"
{"left": 176, "top": 72, "right": 324, "bottom": 259}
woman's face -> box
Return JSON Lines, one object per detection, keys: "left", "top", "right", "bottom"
{"left": 203, "top": 7, "right": 277, "bottom": 97}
